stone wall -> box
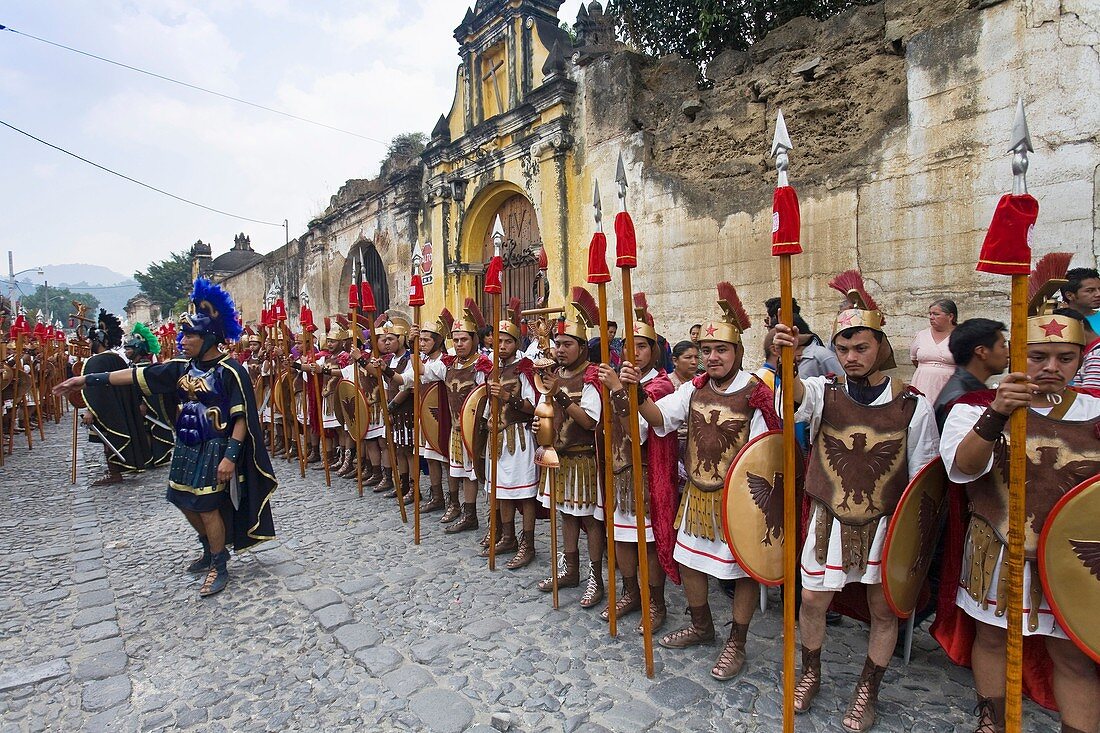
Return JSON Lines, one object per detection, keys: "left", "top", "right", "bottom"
{"left": 569, "top": 0, "right": 1100, "bottom": 368}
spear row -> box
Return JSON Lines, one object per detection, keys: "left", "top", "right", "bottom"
{"left": 588, "top": 179, "right": 619, "bottom": 636}
{"left": 770, "top": 109, "right": 802, "bottom": 733}
{"left": 348, "top": 285, "right": 367, "bottom": 498}
{"left": 615, "top": 154, "right": 655, "bottom": 677}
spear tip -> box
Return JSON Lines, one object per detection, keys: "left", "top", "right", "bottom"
{"left": 491, "top": 214, "right": 505, "bottom": 240}
{"left": 1010, "top": 96, "right": 1033, "bottom": 154}
{"left": 593, "top": 179, "right": 601, "bottom": 209}
{"left": 770, "top": 109, "right": 793, "bottom": 158}
{"left": 615, "top": 153, "right": 627, "bottom": 188}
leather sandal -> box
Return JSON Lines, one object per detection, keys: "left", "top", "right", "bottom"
{"left": 711, "top": 622, "right": 749, "bottom": 681}
{"left": 794, "top": 646, "right": 822, "bottom": 714}
{"left": 841, "top": 657, "right": 887, "bottom": 732}
{"left": 580, "top": 562, "right": 604, "bottom": 608}
{"left": 505, "top": 532, "right": 535, "bottom": 569}
{"left": 538, "top": 551, "right": 579, "bottom": 591}
{"left": 973, "top": 695, "right": 1005, "bottom": 733}
{"left": 659, "top": 604, "right": 715, "bottom": 649}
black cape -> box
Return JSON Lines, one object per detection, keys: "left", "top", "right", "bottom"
{"left": 138, "top": 355, "right": 277, "bottom": 551}
{"left": 82, "top": 351, "right": 152, "bottom": 472}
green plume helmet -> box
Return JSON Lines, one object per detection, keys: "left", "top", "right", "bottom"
{"left": 127, "top": 322, "right": 161, "bottom": 356}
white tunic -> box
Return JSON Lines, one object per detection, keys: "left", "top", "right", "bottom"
{"left": 794, "top": 376, "right": 939, "bottom": 591}
{"left": 340, "top": 362, "right": 384, "bottom": 440}
{"left": 594, "top": 369, "right": 656, "bottom": 543}
{"left": 448, "top": 361, "right": 487, "bottom": 480}
{"left": 940, "top": 393, "right": 1100, "bottom": 638}
{"left": 654, "top": 371, "right": 770, "bottom": 579}
{"left": 538, "top": 381, "right": 603, "bottom": 517}
{"left": 482, "top": 357, "right": 540, "bottom": 499}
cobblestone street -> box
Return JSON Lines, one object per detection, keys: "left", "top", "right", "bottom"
{"left": 0, "top": 418, "right": 1059, "bottom": 732}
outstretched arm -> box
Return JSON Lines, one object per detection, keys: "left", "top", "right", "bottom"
{"left": 53, "top": 368, "right": 136, "bottom": 398}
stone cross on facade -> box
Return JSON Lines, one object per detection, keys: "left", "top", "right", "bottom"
{"left": 482, "top": 56, "right": 505, "bottom": 116}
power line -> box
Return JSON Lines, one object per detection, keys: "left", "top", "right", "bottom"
{"left": 0, "top": 118, "right": 283, "bottom": 227}
{"left": 0, "top": 24, "right": 388, "bottom": 146}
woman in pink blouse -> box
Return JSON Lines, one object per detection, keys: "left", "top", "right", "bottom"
{"left": 909, "top": 298, "right": 957, "bottom": 402}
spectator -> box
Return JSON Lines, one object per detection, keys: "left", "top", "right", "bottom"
{"left": 763, "top": 296, "right": 842, "bottom": 378}
{"left": 1060, "top": 266, "right": 1100, "bottom": 334}
{"left": 1053, "top": 308, "right": 1100, "bottom": 389}
{"left": 933, "top": 318, "right": 1008, "bottom": 431}
{"left": 909, "top": 298, "right": 958, "bottom": 403}
{"left": 689, "top": 323, "right": 701, "bottom": 344}
{"left": 669, "top": 340, "right": 697, "bottom": 388}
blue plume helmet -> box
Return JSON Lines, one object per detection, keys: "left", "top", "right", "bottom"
{"left": 180, "top": 278, "right": 243, "bottom": 343}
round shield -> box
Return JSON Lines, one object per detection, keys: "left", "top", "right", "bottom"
{"left": 419, "top": 381, "right": 447, "bottom": 457}
{"left": 272, "top": 370, "right": 295, "bottom": 418}
{"left": 0, "top": 362, "right": 12, "bottom": 394}
{"left": 460, "top": 382, "right": 488, "bottom": 458}
{"left": 722, "top": 430, "right": 788, "bottom": 587}
{"left": 336, "top": 379, "right": 370, "bottom": 440}
{"left": 68, "top": 359, "right": 87, "bottom": 408}
{"left": 1039, "top": 474, "right": 1100, "bottom": 664}
{"left": 253, "top": 372, "right": 270, "bottom": 415}
{"left": 881, "top": 457, "right": 948, "bottom": 618}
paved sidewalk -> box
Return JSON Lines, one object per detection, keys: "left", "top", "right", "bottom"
{"left": 0, "top": 418, "right": 1059, "bottom": 731}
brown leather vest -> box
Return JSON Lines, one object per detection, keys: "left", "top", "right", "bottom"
{"left": 551, "top": 365, "right": 596, "bottom": 454}
{"left": 805, "top": 379, "right": 917, "bottom": 525}
{"left": 684, "top": 378, "right": 756, "bottom": 492}
{"left": 445, "top": 356, "right": 479, "bottom": 427}
{"left": 498, "top": 359, "right": 532, "bottom": 430}
{"left": 387, "top": 352, "right": 412, "bottom": 414}
{"left": 611, "top": 373, "right": 654, "bottom": 474}
{"left": 967, "top": 403, "right": 1100, "bottom": 559}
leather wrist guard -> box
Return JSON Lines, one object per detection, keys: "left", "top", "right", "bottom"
{"left": 85, "top": 372, "right": 109, "bottom": 387}
{"left": 972, "top": 406, "right": 1009, "bottom": 442}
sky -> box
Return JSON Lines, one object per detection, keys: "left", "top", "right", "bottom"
{"left": 1, "top": 0, "right": 586, "bottom": 280}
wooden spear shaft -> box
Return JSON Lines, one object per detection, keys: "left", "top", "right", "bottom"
{"left": 309, "top": 338, "right": 332, "bottom": 487}
{"left": 619, "top": 268, "right": 654, "bottom": 677}
{"left": 596, "top": 283, "right": 619, "bottom": 636}
{"left": 1004, "top": 273, "right": 1027, "bottom": 732}
{"left": 366, "top": 315, "right": 409, "bottom": 524}
{"left": 488, "top": 290, "right": 502, "bottom": 570}
{"left": 779, "top": 255, "right": 797, "bottom": 733}
{"left": 412, "top": 303, "right": 422, "bottom": 544}
{"left": 350, "top": 309, "right": 366, "bottom": 498}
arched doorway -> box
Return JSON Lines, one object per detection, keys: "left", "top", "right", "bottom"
{"left": 474, "top": 193, "right": 543, "bottom": 317}
{"left": 346, "top": 240, "right": 390, "bottom": 316}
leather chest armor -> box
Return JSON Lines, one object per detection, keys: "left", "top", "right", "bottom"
{"left": 967, "top": 407, "right": 1100, "bottom": 559}
{"left": 551, "top": 366, "right": 596, "bottom": 454}
{"left": 387, "top": 352, "right": 413, "bottom": 413}
{"left": 175, "top": 361, "right": 232, "bottom": 447}
{"left": 805, "top": 379, "right": 916, "bottom": 524}
{"left": 445, "top": 356, "right": 479, "bottom": 427}
{"left": 684, "top": 379, "right": 755, "bottom": 492}
{"left": 498, "top": 359, "right": 532, "bottom": 430}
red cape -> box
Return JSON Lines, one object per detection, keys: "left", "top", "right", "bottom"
{"left": 643, "top": 370, "right": 680, "bottom": 584}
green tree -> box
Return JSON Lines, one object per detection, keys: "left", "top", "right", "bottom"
{"left": 607, "top": 0, "right": 871, "bottom": 66}
{"left": 134, "top": 251, "right": 192, "bottom": 314}
{"left": 18, "top": 285, "right": 100, "bottom": 319}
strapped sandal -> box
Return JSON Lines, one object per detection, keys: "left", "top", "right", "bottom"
{"left": 841, "top": 657, "right": 887, "bottom": 732}
{"left": 579, "top": 564, "right": 604, "bottom": 608}
{"left": 973, "top": 696, "right": 1005, "bottom": 733}
{"left": 600, "top": 582, "right": 641, "bottom": 621}
{"left": 711, "top": 622, "right": 749, "bottom": 681}
{"left": 658, "top": 605, "right": 715, "bottom": 649}
{"left": 198, "top": 550, "right": 230, "bottom": 598}
{"left": 537, "top": 552, "right": 579, "bottom": 591}
{"left": 794, "top": 646, "right": 822, "bottom": 713}
{"left": 505, "top": 532, "right": 535, "bottom": 570}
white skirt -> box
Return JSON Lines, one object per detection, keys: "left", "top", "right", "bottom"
{"left": 538, "top": 469, "right": 599, "bottom": 518}
{"left": 483, "top": 440, "right": 539, "bottom": 500}
{"left": 955, "top": 531, "right": 1067, "bottom": 639}
{"left": 800, "top": 504, "right": 888, "bottom": 591}
{"left": 594, "top": 486, "right": 654, "bottom": 543}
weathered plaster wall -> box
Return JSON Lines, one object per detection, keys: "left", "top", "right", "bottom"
{"left": 572, "top": 0, "right": 1100, "bottom": 367}
{"left": 218, "top": 0, "right": 1099, "bottom": 373}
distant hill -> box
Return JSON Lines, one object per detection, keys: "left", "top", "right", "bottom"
{"left": 10, "top": 263, "right": 141, "bottom": 319}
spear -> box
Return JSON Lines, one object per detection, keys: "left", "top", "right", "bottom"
{"left": 614, "top": 154, "right": 654, "bottom": 677}
{"left": 303, "top": 305, "right": 332, "bottom": 487}
{"left": 362, "top": 281, "right": 409, "bottom": 524}
{"left": 348, "top": 286, "right": 366, "bottom": 498}
{"left": 410, "top": 251, "right": 426, "bottom": 544}
{"left": 974, "top": 98, "right": 1036, "bottom": 732}
{"left": 588, "top": 180, "right": 619, "bottom": 636}
{"left": 485, "top": 216, "right": 506, "bottom": 570}
{"left": 770, "top": 109, "right": 802, "bottom": 733}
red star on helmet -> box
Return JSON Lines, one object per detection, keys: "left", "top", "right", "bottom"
{"left": 704, "top": 324, "right": 718, "bottom": 337}
{"left": 837, "top": 310, "right": 856, "bottom": 327}
{"left": 633, "top": 323, "right": 641, "bottom": 334}
{"left": 1039, "top": 318, "right": 1067, "bottom": 337}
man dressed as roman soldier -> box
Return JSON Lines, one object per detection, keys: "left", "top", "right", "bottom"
{"left": 773, "top": 271, "right": 939, "bottom": 732}
{"left": 623, "top": 283, "right": 777, "bottom": 681}
{"left": 124, "top": 322, "right": 174, "bottom": 467}
{"left": 482, "top": 297, "right": 540, "bottom": 568}
{"left": 536, "top": 287, "right": 606, "bottom": 608}
{"left": 315, "top": 317, "right": 356, "bottom": 478}
{"left": 596, "top": 292, "right": 679, "bottom": 632}
{"left": 441, "top": 299, "right": 492, "bottom": 532}
{"left": 302, "top": 318, "right": 343, "bottom": 470}
{"left": 346, "top": 321, "right": 387, "bottom": 488}
{"left": 935, "top": 254, "right": 1100, "bottom": 733}
{"left": 395, "top": 309, "right": 454, "bottom": 513}
{"left": 376, "top": 316, "right": 415, "bottom": 503}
